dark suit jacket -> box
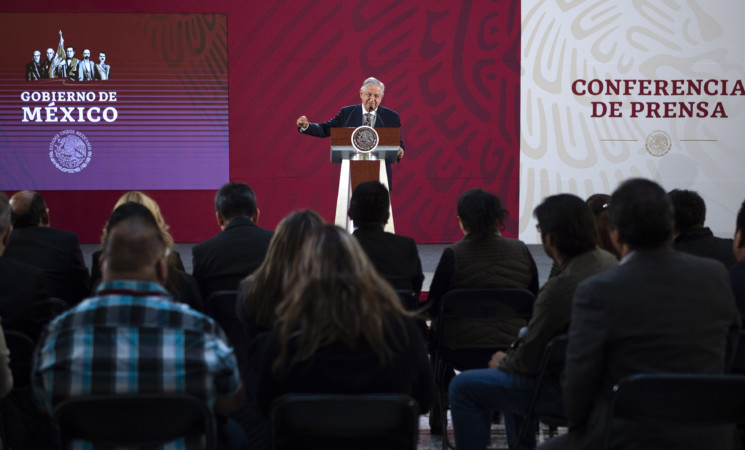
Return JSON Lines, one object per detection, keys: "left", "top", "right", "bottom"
{"left": 301, "top": 104, "right": 404, "bottom": 189}
{"left": 25, "top": 61, "right": 43, "bottom": 81}
{"left": 0, "top": 256, "right": 49, "bottom": 341}
{"left": 192, "top": 216, "right": 274, "bottom": 300}
{"left": 556, "top": 247, "right": 740, "bottom": 450}
{"left": 4, "top": 227, "right": 90, "bottom": 306}
{"left": 352, "top": 227, "right": 423, "bottom": 295}
{"left": 731, "top": 261, "right": 745, "bottom": 320}
{"left": 673, "top": 227, "right": 736, "bottom": 268}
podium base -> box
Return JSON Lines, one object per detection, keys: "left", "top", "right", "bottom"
{"left": 335, "top": 159, "right": 394, "bottom": 234}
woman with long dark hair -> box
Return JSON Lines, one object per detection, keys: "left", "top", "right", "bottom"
{"left": 255, "top": 225, "right": 433, "bottom": 413}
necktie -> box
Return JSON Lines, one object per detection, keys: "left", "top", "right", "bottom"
{"left": 363, "top": 113, "right": 371, "bottom": 126}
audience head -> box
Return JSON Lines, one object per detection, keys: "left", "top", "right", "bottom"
{"left": 533, "top": 194, "right": 597, "bottom": 263}
{"left": 586, "top": 193, "right": 621, "bottom": 260}
{"left": 348, "top": 181, "right": 390, "bottom": 229}
{"left": 457, "top": 189, "right": 507, "bottom": 239}
{"left": 103, "top": 191, "right": 175, "bottom": 250}
{"left": 274, "top": 225, "right": 405, "bottom": 375}
{"left": 101, "top": 202, "right": 167, "bottom": 284}
{"left": 214, "top": 182, "right": 258, "bottom": 226}
{"left": 9, "top": 190, "right": 49, "bottom": 228}
{"left": 0, "top": 193, "right": 11, "bottom": 252}
{"left": 241, "top": 210, "right": 324, "bottom": 328}
{"left": 608, "top": 178, "right": 673, "bottom": 253}
{"left": 667, "top": 189, "right": 706, "bottom": 234}
{"left": 734, "top": 199, "right": 745, "bottom": 261}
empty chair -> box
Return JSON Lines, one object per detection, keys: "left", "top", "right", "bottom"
{"left": 603, "top": 373, "right": 745, "bottom": 450}
{"left": 53, "top": 393, "right": 217, "bottom": 449}
{"left": 271, "top": 394, "right": 420, "bottom": 450}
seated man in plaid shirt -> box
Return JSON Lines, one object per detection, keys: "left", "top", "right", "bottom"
{"left": 33, "top": 203, "right": 245, "bottom": 449}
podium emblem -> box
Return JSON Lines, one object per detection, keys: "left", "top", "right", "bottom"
{"left": 351, "top": 126, "right": 379, "bottom": 153}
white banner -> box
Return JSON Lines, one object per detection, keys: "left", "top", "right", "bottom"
{"left": 520, "top": 0, "right": 745, "bottom": 244}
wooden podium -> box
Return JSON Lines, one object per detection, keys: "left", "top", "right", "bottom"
{"left": 330, "top": 127, "right": 399, "bottom": 232}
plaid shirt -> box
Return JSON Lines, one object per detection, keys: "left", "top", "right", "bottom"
{"left": 33, "top": 280, "right": 241, "bottom": 449}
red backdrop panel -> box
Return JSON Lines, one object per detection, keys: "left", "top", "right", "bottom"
{"left": 1, "top": 0, "right": 520, "bottom": 244}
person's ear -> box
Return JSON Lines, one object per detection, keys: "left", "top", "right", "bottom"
{"left": 40, "top": 208, "right": 50, "bottom": 226}
{"left": 457, "top": 216, "right": 467, "bottom": 234}
{"left": 733, "top": 229, "right": 745, "bottom": 260}
{"left": 155, "top": 256, "right": 168, "bottom": 286}
{"left": 216, "top": 211, "right": 227, "bottom": 229}
{"left": 610, "top": 228, "right": 629, "bottom": 257}
{"left": 1, "top": 225, "right": 12, "bottom": 247}
{"left": 252, "top": 208, "right": 260, "bottom": 224}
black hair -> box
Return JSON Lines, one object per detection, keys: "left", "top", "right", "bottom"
{"left": 215, "top": 182, "right": 257, "bottom": 221}
{"left": 457, "top": 189, "right": 507, "bottom": 240}
{"left": 667, "top": 189, "right": 706, "bottom": 233}
{"left": 609, "top": 178, "right": 673, "bottom": 249}
{"left": 534, "top": 194, "right": 597, "bottom": 259}
{"left": 11, "top": 192, "right": 47, "bottom": 228}
{"left": 736, "top": 199, "right": 745, "bottom": 234}
{"left": 348, "top": 181, "right": 389, "bottom": 228}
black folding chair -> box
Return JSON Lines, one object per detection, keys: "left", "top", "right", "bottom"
{"left": 515, "top": 333, "right": 568, "bottom": 450}
{"left": 431, "top": 288, "right": 535, "bottom": 448}
{"left": 4, "top": 330, "right": 35, "bottom": 389}
{"left": 53, "top": 393, "right": 217, "bottom": 449}
{"left": 33, "top": 297, "right": 69, "bottom": 328}
{"left": 271, "top": 393, "right": 420, "bottom": 450}
{"left": 604, "top": 373, "right": 745, "bottom": 450}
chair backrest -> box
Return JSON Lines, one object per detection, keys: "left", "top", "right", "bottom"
{"left": 729, "top": 330, "right": 745, "bottom": 374}
{"left": 4, "top": 330, "right": 35, "bottom": 389}
{"left": 604, "top": 373, "right": 745, "bottom": 450}
{"left": 395, "top": 289, "right": 419, "bottom": 311}
{"left": 516, "top": 333, "right": 569, "bottom": 450}
{"left": 539, "top": 333, "right": 569, "bottom": 377}
{"left": 53, "top": 393, "right": 217, "bottom": 449}
{"left": 271, "top": 394, "right": 420, "bottom": 450}
{"left": 435, "top": 288, "right": 535, "bottom": 356}
{"left": 33, "top": 297, "right": 69, "bottom": 328}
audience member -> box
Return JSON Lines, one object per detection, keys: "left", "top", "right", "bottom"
{"left": 235, "top": 209, "right": 323, "bottom": 449}
{"left": 0, "top": 192, "right": 48, "bottom": 341}
{"left": 255, "top": 225, "right": 433, "bottom": 414}
{"left": 427, "top": 188, "right": 538, "bottom": 350}
{"left": 449, "top": 194, "right": 617, "bottom": 450}
{"left": 33, "top": 209, "right": 245, "bottom": 449}
{"left": 92, "top": 191, "right": 203, "bottom": 312}
{"left": 5, "top": 190, "right": 89, "bottom": 306}
{"left": 192, "top": 182, "right": 273, "bottom": 300}
{"left": 586, "top": 193, "right": 621, "bottom": 260}
{"left": 238, "top": 209, "right": 324, "bottom": 340}
{"left": 348, "top": 181, "right": 424, "bottom": 300}
{"left": 540, "top": 178, "right": 740, "bottom": 450}
{"left": 668, "top": 188, "right": 736, "bottom": 267}
{"left": 730, "top": 198, "right": 745, "bottom": 319}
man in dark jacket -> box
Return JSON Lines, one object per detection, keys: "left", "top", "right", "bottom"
{"left": 669, "top": 188, "right": 735, "bottom": 267}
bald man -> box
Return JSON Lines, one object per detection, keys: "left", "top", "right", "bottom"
{"left": 4, "top": 191, "right": 89, "bottom": 305}
{"left": 34, "top": 209, "right": 245, "bottom": 448}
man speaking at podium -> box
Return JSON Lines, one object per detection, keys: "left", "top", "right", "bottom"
{"left": 296, "top": 77, "right": 405, "bottom": 190}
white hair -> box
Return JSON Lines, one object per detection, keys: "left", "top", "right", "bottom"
{"left": 360, "top": 77, "right": 385, "bottom": 94}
